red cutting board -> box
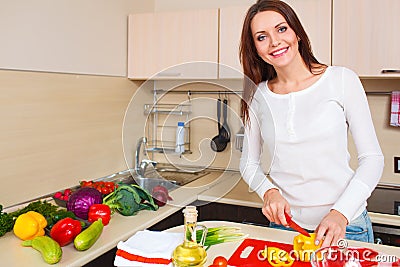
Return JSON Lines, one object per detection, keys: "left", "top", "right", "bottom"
{"left": 227, "top": 238, "right": 311, "bottom": 267}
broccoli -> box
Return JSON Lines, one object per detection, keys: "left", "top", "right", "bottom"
{"left": 103, "top": 184, "right": 158, "bottom": 216}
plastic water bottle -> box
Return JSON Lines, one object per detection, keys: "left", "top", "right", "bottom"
{"left": 175, "top": 122, "right": 185, "bottom": 154}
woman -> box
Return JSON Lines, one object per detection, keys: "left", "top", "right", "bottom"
{"left": 239, "top": 0, "right": 384, "bottom": 248}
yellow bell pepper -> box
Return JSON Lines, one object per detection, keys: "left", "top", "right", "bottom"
{"left": 13, "top": 211, "right": 47, "bottom": 241}
{"left": 293, "top": 233, "right": 321, "bottom": 262}
{"left": 261, "top": 247, "right": 294, "bottom": 267}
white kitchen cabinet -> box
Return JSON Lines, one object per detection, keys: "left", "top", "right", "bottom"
{"left": 219, "top": 6, "right": 248, "bottom": 79}
{"left": 127, "top": 9, "right": 219, "bottom": 79}
{"left": 219, "top": 0, "right": 331, "bottom": 79}
{"left": 0, "top": 0, "right": 149, "bottom": 76}
{"left": 333, "top": 0, "right": 400, "bottom": 77}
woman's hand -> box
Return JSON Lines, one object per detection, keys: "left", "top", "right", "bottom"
{"left": 262, "top": 188, "right": 291, "bottom": 225}
{"left": 315, "top": 209, "right": 348, "bottom": 248}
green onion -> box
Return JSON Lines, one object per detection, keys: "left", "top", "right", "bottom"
{"left": 196, "top": 226, "right": 247, "bottom": 250}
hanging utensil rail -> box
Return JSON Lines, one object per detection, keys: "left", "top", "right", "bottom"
{"left": 154, "top": 89, "right": 243, "bottom": 95}
{"left": 366, "top": 91, "right": 393, "bottom": 95}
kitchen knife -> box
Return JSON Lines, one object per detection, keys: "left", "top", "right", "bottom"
{"left": 284, "top": 211, "right": 311, "bottom": 237}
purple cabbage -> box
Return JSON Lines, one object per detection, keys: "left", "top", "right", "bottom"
{"left": 66, "top": 187, "right": 103, "bottom": 219}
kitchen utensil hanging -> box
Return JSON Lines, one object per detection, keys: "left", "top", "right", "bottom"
{"left": 220, "top": 96, "right": 231, "bottom": 143}
{"left": 235, "top": 126, "right": 244, "bottom": 152}
{"left": 211, "top": 97, "right": 227, "bottom": 152}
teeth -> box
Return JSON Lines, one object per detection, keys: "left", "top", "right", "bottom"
{"left": 272, "top": 48, "right": 287, "bottom": 56}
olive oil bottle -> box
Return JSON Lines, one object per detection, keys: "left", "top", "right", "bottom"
{"left": 172, "top": 206, "right": 207, "bottom": 267}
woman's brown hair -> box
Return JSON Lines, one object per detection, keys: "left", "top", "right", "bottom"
{"left": 239, "top": 0, "right": 326, "bottom": 124}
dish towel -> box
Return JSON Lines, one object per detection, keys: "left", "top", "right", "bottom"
{"left": 114, "top": 230, "right": 183, "bottom": 267}
{"left": 390, "top": 91, "right": 400, "bottom": 127}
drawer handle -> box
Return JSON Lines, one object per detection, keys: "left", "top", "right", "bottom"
{"left": 156, "top": 72, "right": 182, "bottom": 77}
{"left": 381, "top": 69, "right": 400, "bottom": 74}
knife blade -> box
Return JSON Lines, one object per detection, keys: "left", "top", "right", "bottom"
{"left": 284, "top": 211, "right": 311, "bottom": 237}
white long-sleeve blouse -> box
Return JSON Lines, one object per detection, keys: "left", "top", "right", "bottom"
{"left": 239, "top": 66, "right": 384, "bottom": 229}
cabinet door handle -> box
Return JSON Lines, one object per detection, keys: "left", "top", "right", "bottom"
{"left": 156, "top": 72, "right": 182, "bottom": 77}
{"left": 381, "top": 69, "right": 400, "bottom": 74}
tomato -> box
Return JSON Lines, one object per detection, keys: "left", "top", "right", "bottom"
{"left": 54, "top": 192, "right": 63, "bottom": 199}
{"left": 212, "top": 256, "right": 228, "bottom": 267}
{"left": 81, "top": 180, "right": 93, "bottom": 187}
{"left": 101, "top": 187, "right": 110, "bottom": 195}
{"left": 105, "top": 182, "right": 114, "bottom": 188}
{"left": 63, "top": 189, "right": 72, "bottom": 196}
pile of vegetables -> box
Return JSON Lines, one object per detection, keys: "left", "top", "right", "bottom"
{"left": 50, "top": 217, "right": 82, "bottom": 246}
{"left": 80, "top": 180, "right": 118, "bottom": 195}
{"left": 151, "top": 185, "right": 173, "bottom": 207}
{"left": 103, "top": 184, "right": 158, "bottom": 216}
{"left": 66, "top": 187, "right": 103, "bottom": 220}
{"left": 53, "top": 188, "right": 73, "bottom": 202}
{"left": 19, "top": 216, "right": 105, "bottom": 264}
{"left": 0, "top": 200, "right": 59, "bottom": 237}
{"left": 0, "top": 181, "right": 166, "bottom": 265}
{"left": 13, "top": 211, "right": 47, "bottom": 241}
{"left": 22, "top": 236, "right": 63, "bottom": 264}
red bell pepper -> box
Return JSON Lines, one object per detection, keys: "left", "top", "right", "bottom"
{"left": 88, "top": 204, "right": 111, "bottom": 226}
{"left": 49, "top": 217, "right": 82, "bottom": 246}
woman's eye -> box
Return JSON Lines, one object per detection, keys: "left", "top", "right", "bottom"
{"left": 257, "top": 35, "right": 267, "bottom": 41}
{"left": 278, "top": 26, "right": 287, "bottom": 33}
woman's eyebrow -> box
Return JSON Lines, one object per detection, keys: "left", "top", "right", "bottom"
{"left": 253, "top": 21, "right": 287, "bottom": 36}
{"left": 274, "top": 21, "right": 286, "bottom": 28}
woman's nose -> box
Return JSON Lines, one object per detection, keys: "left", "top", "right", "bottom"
{"left": 271, "top": 39, "right": 280, "bottom": 47}
{"left": 270, "top": 34, "right": 280, "bottom": 47}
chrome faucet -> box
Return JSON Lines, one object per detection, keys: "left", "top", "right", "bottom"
{"left": 135, "top": 137, "right": 157, "bottom": 177}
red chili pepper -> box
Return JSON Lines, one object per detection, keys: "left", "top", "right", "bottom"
{"left": 88, "top": 204, "right": 111, "bottom": 226}
{"left": 49, "top": 217, "right": 82, "bottom": 246}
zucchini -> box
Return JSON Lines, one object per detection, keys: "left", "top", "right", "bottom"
{"left": 22, "top": 235, "right": 62, "bottom": 264}
{"left": 74, "top": 218, "right": 103, "bottom": 251}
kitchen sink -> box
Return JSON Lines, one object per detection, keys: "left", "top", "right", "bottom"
{"left": 149, "top": 166, "right": 210, "bottom": 186}
{"left": 107, "top": 165, "right": 210, "bottom": 193}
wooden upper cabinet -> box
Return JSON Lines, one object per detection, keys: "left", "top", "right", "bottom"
{"left": 219, "top": 1, "right": 331, "bottom": 79}
{"left": 128, "top": 9, "right": 219, "bottom": 79}
{"left": 284, "top": 0, "right": 331, "bottom": 65}
{"left": 219, "top": 6, "right": 248, "bottom": 79}
{"left": 333, "top": 0, "right": 400, "bottom": 77}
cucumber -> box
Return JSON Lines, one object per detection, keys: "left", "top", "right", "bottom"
{"left": 22, "top": 236, "right": 62, "bottom": 264}
{"left": 74, "top": 218, "right": 103, "bottom": 251}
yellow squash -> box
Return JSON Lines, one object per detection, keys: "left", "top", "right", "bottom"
{"left": 13, "top": 211, "right": 47, "bottom": 240}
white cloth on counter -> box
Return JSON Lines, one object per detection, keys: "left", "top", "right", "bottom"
{"left": 390, "top": 91, "right": 400, "bottom": 127}
{"left": 114, "top": 230, "right": 183, "bottom": 267}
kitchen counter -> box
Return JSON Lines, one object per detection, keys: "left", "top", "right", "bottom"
{"left": 0, "top": 170, "right": 399, "bottom": 266}
{"left": 166, "top": 221, "right": 400, "bottom": 266}
{"left": 0, "top": 170, "right": 238, "bottom": 267}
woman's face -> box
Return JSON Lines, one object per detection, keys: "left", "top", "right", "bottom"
{"left": 251, "top": 10, "right": 300, "bottom": 69}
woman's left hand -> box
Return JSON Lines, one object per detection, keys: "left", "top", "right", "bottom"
{"left": 315, "top": 209, "right": 348, "bottom": 248}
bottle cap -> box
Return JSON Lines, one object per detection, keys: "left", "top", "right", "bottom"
{"left": 178, "top": 122, "right": 185, "bottom": 127}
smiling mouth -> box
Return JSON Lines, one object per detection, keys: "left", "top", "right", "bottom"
{"left": 270, "top": 47, "right": 288, "bottom": 57}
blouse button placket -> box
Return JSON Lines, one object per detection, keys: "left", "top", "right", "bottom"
{"left": 286, "top": 94, "right": 296, "bottom": 139}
